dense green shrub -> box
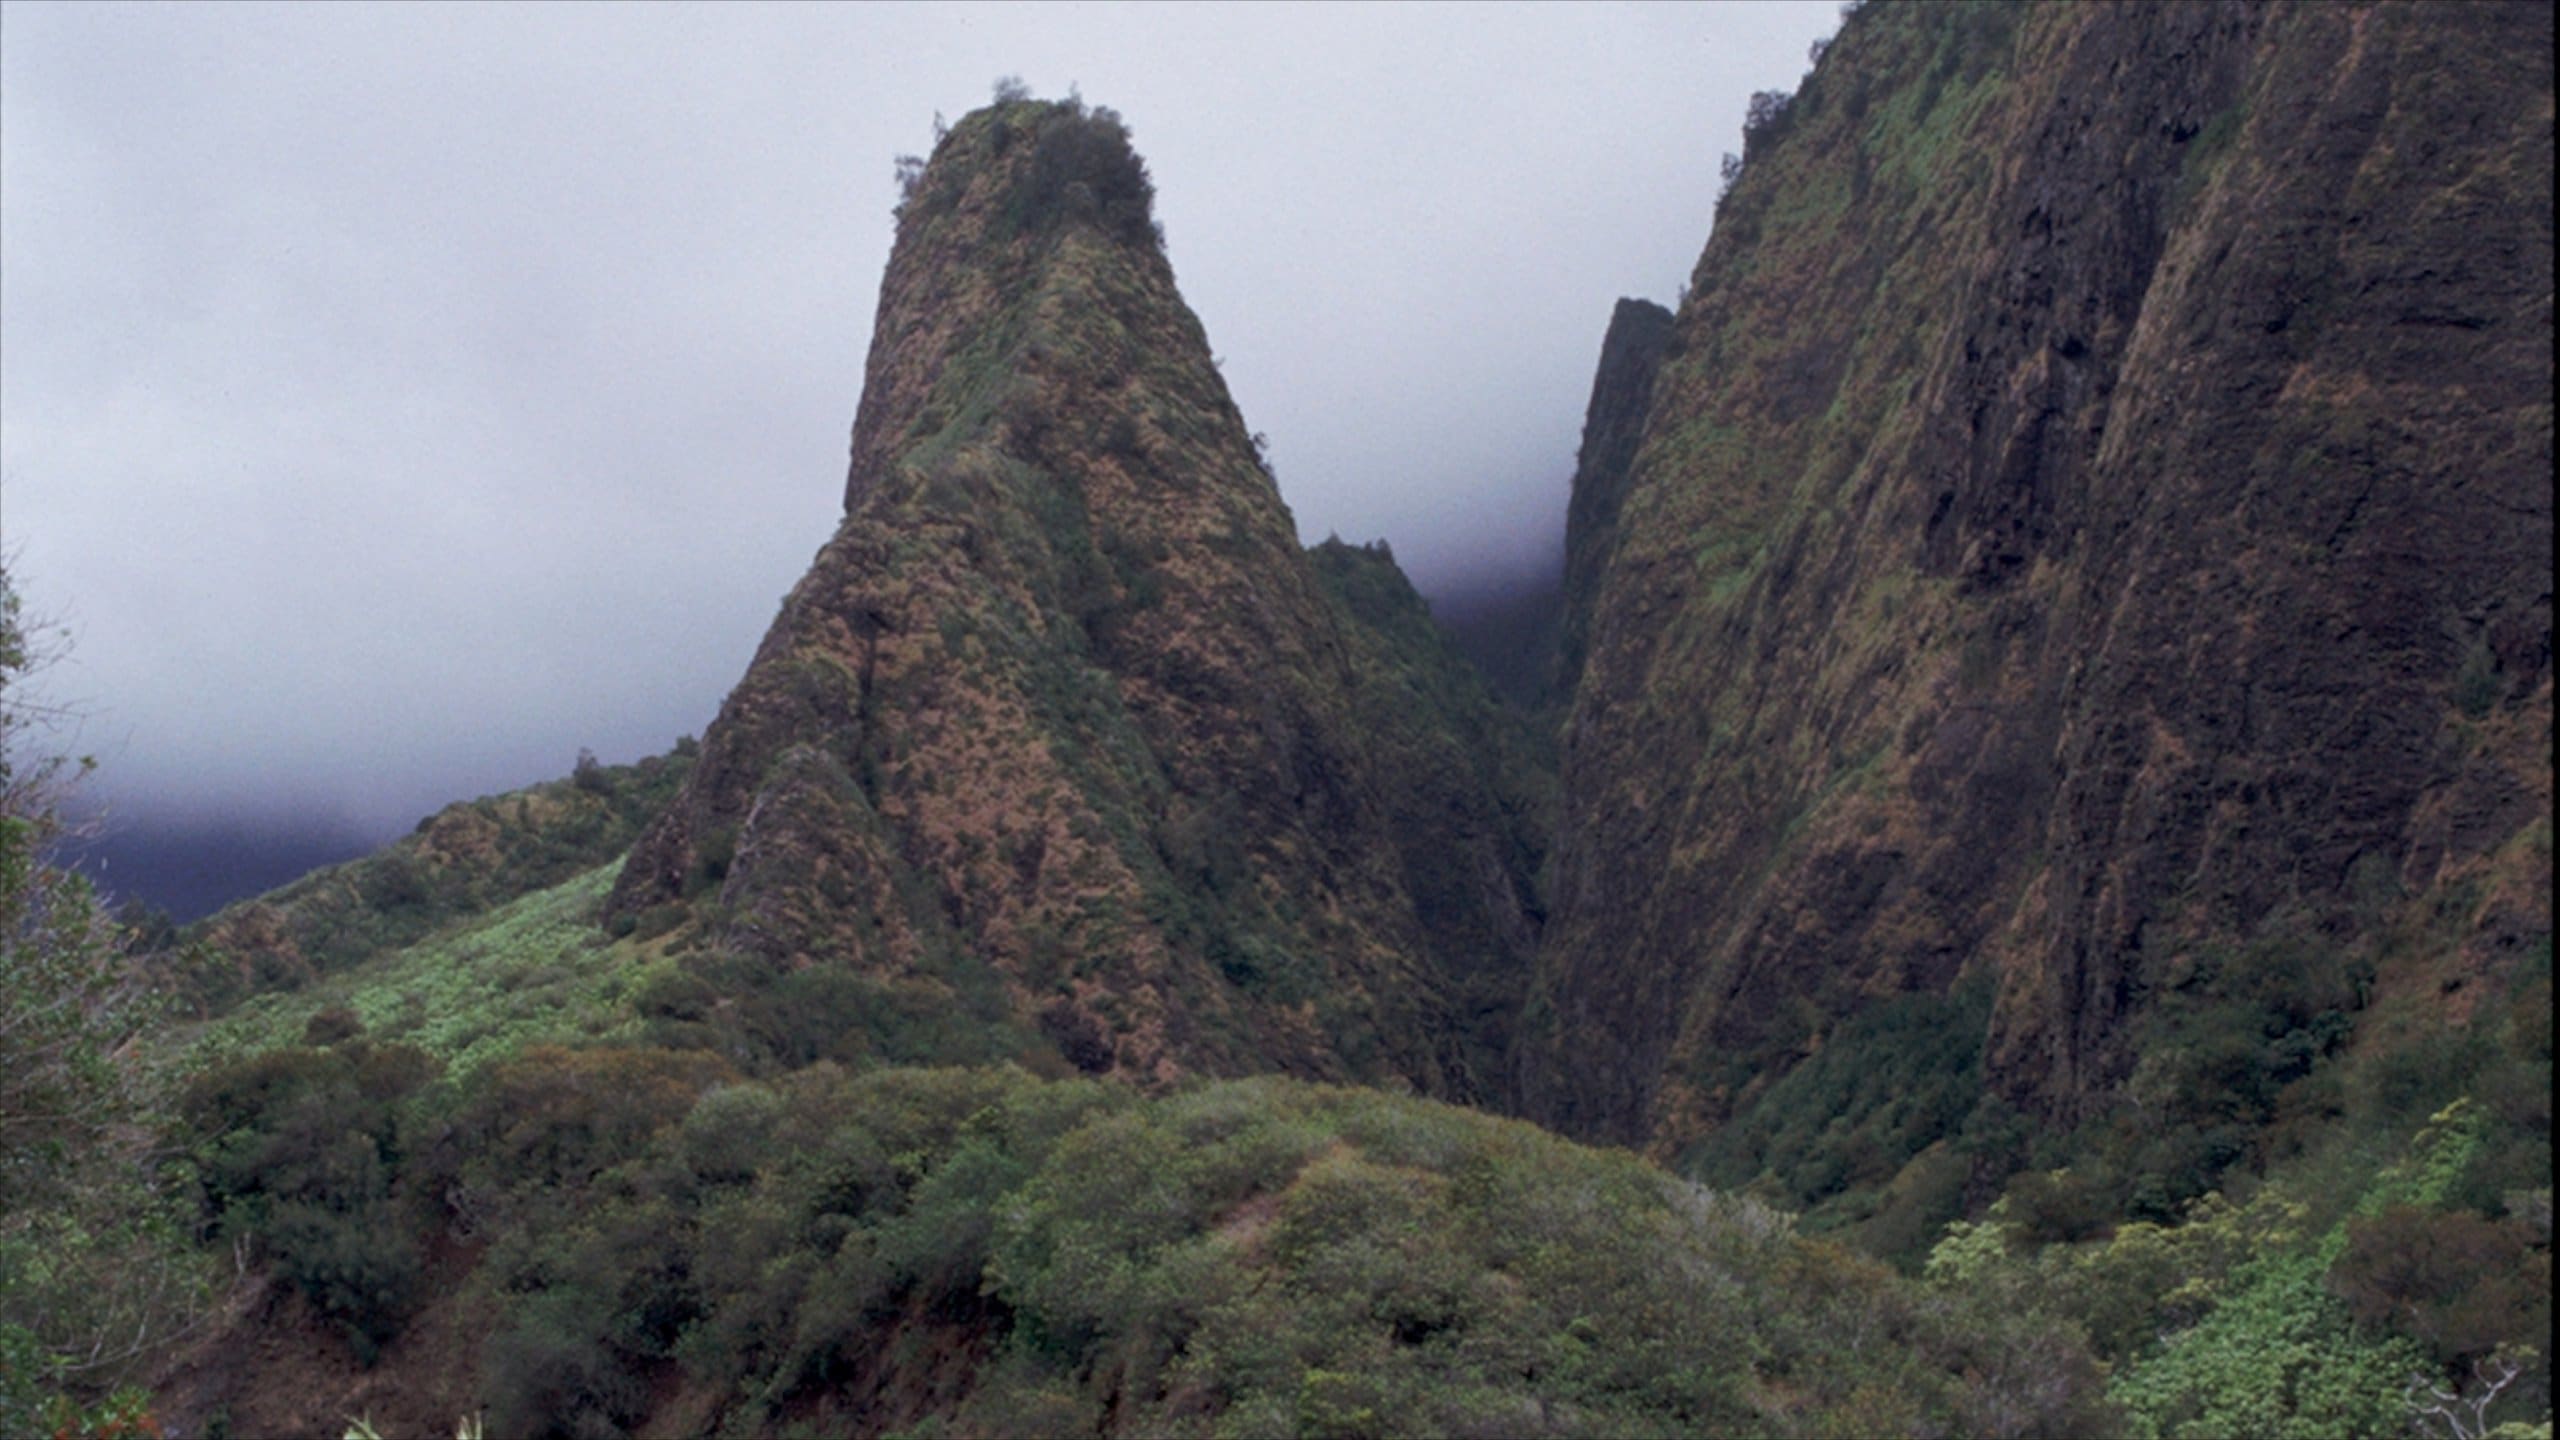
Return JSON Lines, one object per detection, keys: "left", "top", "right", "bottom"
{"left": 431, "top": 1045, "right": 737, "bottom": 1204}
{"left": 183, "top": 1038, "right": 441, "bottom": 1353}
{"left": 2109, "top": 1251, "right": 2428, "bottom": 1440}
{"left": 2094, "top": 933, "right": 2373, "bottom": 1218}
{"left": 485, "top": 1286, "right": 648, "bottom": 1440}
{"left": 1688, "top": 974, "right": 1993, "bottom": 1253}
{"left": 1015, "top": 100, "right": 1158, "bottom": 249}
{"left": 226, "top": 1059, "right": 2109, "bottom": 1435}
{"left": 1935, "top": 1088, "right": 2555, "bottom": 1440}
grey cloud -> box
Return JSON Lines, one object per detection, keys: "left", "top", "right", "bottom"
{"left": 2, "top": 0, "right": 1838, "bottom": 852}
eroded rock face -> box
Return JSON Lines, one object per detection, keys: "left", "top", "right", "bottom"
{"left": 609, "top": 99, "right": 1542, "bottom": 1095}
{"left": 1555, "top": 297, "right": 1676, "bottom": 702}
{"left": 1521, "top": 1, "right": 2552, "bottom": 1147}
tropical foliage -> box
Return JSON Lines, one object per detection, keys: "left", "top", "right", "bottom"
{"left": 0, "top": 568, "right": 203, "bottom": 1439}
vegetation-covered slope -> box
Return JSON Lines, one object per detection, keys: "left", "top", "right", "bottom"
{"left": 603, "top": 97, "right": 1544, "bottom": 1098}
{"left": 160, "top": 1044, "right": 2110, "bottom": 1439}
{"left": 1307, "top": 538, "right": 1555, "bottom": 1084}
{"left": 1521, "top": 0, "right": 2552, "bottom": 1183}
{"left": 169, "top": 748, "right": 691, "bottom": 1013}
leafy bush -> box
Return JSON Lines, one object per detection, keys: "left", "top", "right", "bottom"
{"left": 485, "top": 1287, "right": 648, "bottom": 1440}
{"left": 175, "top": 1051, "right": 2114, "bottom": 1436}
{"left": 961, "top": 98, "right": 1161, "bottom": 251}
{"left": 1935, "top": 1090, "right": 2555, "bottom": 1439}
{"left": 1744, "top": 88, "right": 1795, "bottom": 153}
{"left": 1688, "top": 974, "right": 1992, "bottom": 1252}
{"left": 2103, "top": 933, "right": 2370, "bottom": 1218}
{"left": 1, "top": 569, "right": 205, "bottom": 1423}
{"left": 432, "top": 1045, "right": 736, "bottom": 1204}
{"left": 183, "top": 1039, "right": 441, "bottom": 1353}
{"left": 2331, "top": 1206, "right": 2550, "bottom": 1368}
{"left": 2111, "top": 1251, "right": 2427, "bottom": 1440}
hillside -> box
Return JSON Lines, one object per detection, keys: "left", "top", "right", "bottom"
{"left": 1519, "top": 0, "right": 2552, "bottom": 1212}
{"left": 166, "top": 749, "right": 692, "bottom": 1014}
{"left": 147, "top": 1049, "right": 2111, "bottom": 1438}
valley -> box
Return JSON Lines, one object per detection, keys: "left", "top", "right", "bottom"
{"left": 2, "top": 3, "right": 2548, "bottom": 1436}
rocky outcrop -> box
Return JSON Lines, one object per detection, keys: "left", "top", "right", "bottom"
{"left": 1520, "top": 0, "right": 2553, "bottom": 1148}
{"left": 1554, "top": 297, "right": 1675, "bottom": 701}
{"left": 608, "top": 98, "right": 1541, "bottom": 1097}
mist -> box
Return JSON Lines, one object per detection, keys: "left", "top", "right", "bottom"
{"left": 1, "top": 0, "right": 1842, "bottom": 916}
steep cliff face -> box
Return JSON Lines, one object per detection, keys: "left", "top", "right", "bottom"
{"left": 607, "top": 99, "right": 1541, "bottom": 1097}
{"left": 1308, "top": 537, "right": 1554, "bottom": 1082}
{"left": 1554, "top": 297, "right": 1675, "bottom": 701}
{"left": 1523, "top": 0, "right": 2552, "bottom": 1154}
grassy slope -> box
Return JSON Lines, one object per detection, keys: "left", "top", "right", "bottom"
{"left": 170, "top": 749, "right": 692, "bottom": 1014}
{"left": 183, "top": 862, "right": 657, "bottom": 1081}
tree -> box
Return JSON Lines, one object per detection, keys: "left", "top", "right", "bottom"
{"left": 0, "top": 563, "right": 202, "bottom": 1432}
{"left": 1744, "top": 89, "right": 1795, "bottom": 150}
{"left": 0, "top": 564, "right": 136, "bottom": 1212}
{"left": 2406, "top": 1347, "right": 2534, "bottom": 1440}
{"left": 2332, "top": 1205, "right": 2550, "bottom": 1368}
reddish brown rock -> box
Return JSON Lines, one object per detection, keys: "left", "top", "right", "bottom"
{"left": 608, "top": 98, "right": 1541, "bottom": 1097}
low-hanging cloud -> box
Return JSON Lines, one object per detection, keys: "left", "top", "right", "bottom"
{"left": 2, "top": 1, "right": 1839, "bottom": 879}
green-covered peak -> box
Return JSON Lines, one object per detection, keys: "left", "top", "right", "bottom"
{"left": 843, "top": 95, "right": 1181, "bottom": 515}
{"left": 609, "top": 96, "right": 1543, "bottom": 1097}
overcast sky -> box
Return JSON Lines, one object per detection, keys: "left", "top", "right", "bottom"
{"left": 2, "top": 0, "right": 1839, "bottom": 863}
